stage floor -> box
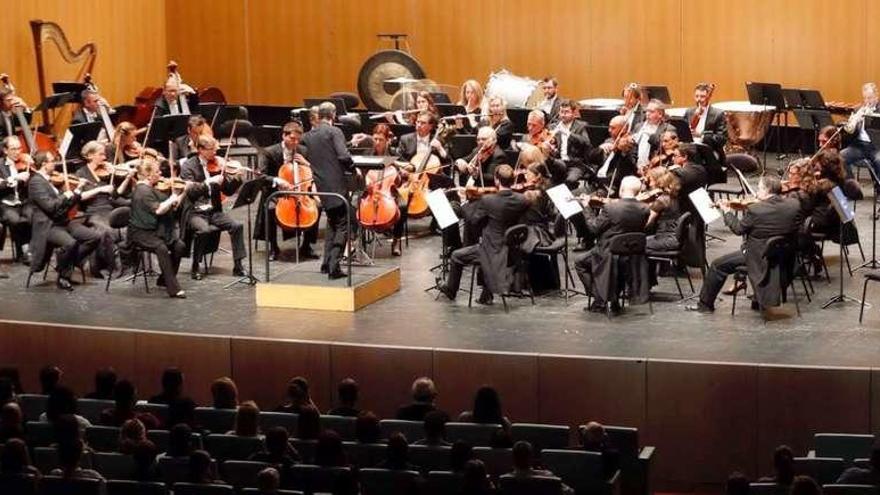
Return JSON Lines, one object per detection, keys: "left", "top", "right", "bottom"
{"left": 4, "top": 167, "right": 880, "bottom": 368}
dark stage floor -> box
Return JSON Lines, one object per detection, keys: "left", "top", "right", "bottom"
{"left": 4, "top": 161, "right": 880, "bottom": 368}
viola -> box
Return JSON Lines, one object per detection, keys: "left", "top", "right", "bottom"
{"left": 275, "top": 160, "right": 319, "bottom": 230}
{"left": 155, "top": 177, "right": 187, "bottom": 193}
{"left": 358, "top": 164, "right": 401, "bottom": 231}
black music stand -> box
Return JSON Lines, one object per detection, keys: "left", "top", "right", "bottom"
{"left": 148, "top": 114, "right": 189, "bottom": 158}
{"left": 792, "top": 109, "right": 833, "bottom": 155}
{"left": 802, "top": 90, "right": 827, "bottom": 110}
{"left": 507, "top": 108, "right": 532, "bottom": 133}
{"left": 224, "top": 178, "right": 262, "bottom": 289}
{"left": 823, "top": 186, "right": 863, "bottom": 308}
{"left": 643, "top": 85, "right": 672, "bottom": 105}
{"left": 856, "top": 166, "right": 880, "bottom": 271}
{"left": 746, "top": 82, "right": 787, "bottom": 163}
{"left": 782, "top": 88, "right": 805, "bottom": 109}
{"left": 62, "top": 121, "right": 103, "bottom": 159}
{"left": 33, "top": 92, "right": 75, "bottom": 134}
{"left": 668, "top": 118, "right": 695, "bottom": 143}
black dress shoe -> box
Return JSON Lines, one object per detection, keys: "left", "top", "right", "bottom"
{"left": 56, "top": 277, "right": 74, "bottom": 291}
{"left": 587, "top": 302, "right": 606, "bottom": 313}
{"left": 233, "top": 264, "right": 246, "bottom": 277}
{"left": 685, "top": 302, "right": 714, "bottom": 313}
{"left": 328, "top": 269, "right": 348, "bottom": 280}
{"left": 476, "top": 291, "right": 494, "bottom": 305}
{"left": 320, "top": 265, "right": 328, "bottom": 274}
{"left": 269, "top": 251, "right": 278, "bottom": 262}
{"left": 297, "top": 248, "right": 319, "bottom": 260}
{"left": 191, "top": 271, "right": 203, "bottom": 281}
{"left": 436, "top": 283, "right": 456, "bottom": 301}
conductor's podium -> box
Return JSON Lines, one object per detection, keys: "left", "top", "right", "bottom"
{"left": 256, "top": 262, "right": 400, "bottom": 312}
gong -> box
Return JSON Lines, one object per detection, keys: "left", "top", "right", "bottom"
{"left": 357, "top": 49, "right": 427, "bottom": 111}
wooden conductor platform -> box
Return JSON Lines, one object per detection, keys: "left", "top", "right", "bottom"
{"left": 256, "top": 262, "right": 401, "bottom": 312}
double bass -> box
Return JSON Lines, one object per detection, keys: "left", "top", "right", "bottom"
{"left": 358, "top": 163, "right": 401, "bottom": 231}
{"left": 0, "top": 74, "right": 55, "bottom": 154}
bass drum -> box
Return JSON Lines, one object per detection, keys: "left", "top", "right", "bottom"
{"left": 485, "top": 70, "right": 541, "bottom": 108}
{"left": 357, "top": 49, "right": 427, "bottom": 111}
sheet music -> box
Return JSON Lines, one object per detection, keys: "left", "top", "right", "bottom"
{"left": 828, "top": 186, "right": 855, "bottom": 224}
{"left": 546, "top": 184, "right": 583, "bottom": 220}
{"left": 731, "top": 166, "right": 756, "bottom": 196}
{"left": 99, "top": 106, "right": 115, "bottom": 141}
{"left": 597, "top": 152, "right": 614, "bottom": 178}
{"left": 426, "top": 189, "right": 459, "bottom": 229}
{"left": 59, "top": 130, "right": 73, "bottom": 158}
{"left": 688, "top": 187, "right": 722, "bottom": 224}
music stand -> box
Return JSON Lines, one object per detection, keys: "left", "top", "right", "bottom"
{"left": 223, "top": 178, "right": 262, "bottom": 288}
{"left": 746, "top": 82, "right": 786, "bottom": 163}
{"left": 782, "top": 88, "right": 805, "bottom": 109}
{"left": 423, "top": 189, "right": 460, "bottom": 295}
{"left": 802, "top": 90, "right": 827, "bottom": 110}
{"left": 643, "top": 85, "right": 672, "bottom": 105}
{"left": 856, "top": 165, "right": 880, "bottom": 271}
{"left": 149, "top": 114, "right": 189, "bottom": 157}
{"left": 668, "top": 118, "right": 695, "bottom": 143}
{"left": 436, "top": 104, "right": 466, "bottom": 118}
{"left": 792, "top": 109, "right": 833, "bottom": 155}
{"left": 61, "top": 121, "right": 103, "bottom": 159}
{"left": 52, "top": 82, "right": 87, "bottom": 102}
{"left": 823, "top": 186, "right": 863, "bottom": 308}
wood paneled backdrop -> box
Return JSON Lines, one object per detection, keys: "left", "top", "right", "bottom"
{"left": 0, "top": 1, "right": 874, "bottom": 115}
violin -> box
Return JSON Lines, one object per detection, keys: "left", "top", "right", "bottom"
{"left": 461, "top": 185, "right": 498, "bottom": 200}
{"left": 636, "top": 188, "right": 664, "bottom": 203}
{"left": 716, "top": 197, "right": 759, "bottom": 211}
{"left": 49, "top": 172, "right": 86, "bottom": 189}
{"left": 155, "top": 177, "right": 187, "bottom": 193}
{"left": 14, "top": 153, "right": 35, "bottom": 172}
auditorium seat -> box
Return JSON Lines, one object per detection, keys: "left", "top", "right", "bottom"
{"left": 0, "top": 473, "right": 38, "bottom": 495}
{"left": 39, "top": 475, "right": 103, "bottom": 495}
{"left": 446, "top": 422, "right": 502, "bottom": 446}
{"left": 425, "top": 470, "right": 464, "bottom": 495}
{"left": 750, "top": 482, "right": 789, "bottom": 495}
{"left": 344, "top": 442, "right": 386, "bottom": 468}
{"left": 221, "top": 460, "right": 268, "bottom": 489}
{"left": 408, "top": 445, "right": 451, "bottom": 473}
{"left": 158, "top": 456, "right": 217, "bottom": 485}
{"left": 85, "top": 425, "right": 121, "bottom": 452}
{"left": 257, "top": 412, "right": 298, "bottom": 436}
{"left": 135, "top": 403, "right": 169, "bottom": 425}
{"left": 319, "top": 414, "right": 357, "bottom": 441}
{"left": 18, "top": 394, "right": 48, "bottom": 422}
{"left": 358, "top": 467, "right": 423, "bottom": 495}
{"left": 286, "top": 464, "right": 355, "bottom": 494}
{"left": 814, "top": 434, "right": 875, "bottom": 462}
{"left": 472, "top": 447, "right": 513, "bottom": 479}
{"left": 290, "top": 439, "right": 317, "bottom": 463}
{"left": 510, "top": 423, "right": 571, "bottom": 452}
{"left": 32, "top": 446, "right": 59, "bottom": 474}
{"left": 106, "top": 480, "right": 168, "bottom": 495}
{"left": 147, "top": 430, "right": 203, "bottom": 453}
{"left": 793, "top": 456, "right": 847, "bottom": 485}
{"left": 242, "top": 489, "right": 303, "bottom": 495}
{"left": 379, "top": 419, "right": 423, "bottom": 442}
{"left": 204, "top": 434, "right": 263, "bottom": 461}
{"left": 76, "top": 399, "right": 114, "bottom": 423}
{"left": 542, "top": 449, "right": 618, "bottom": 495}
{"left": 92, "top": 451, "right": 135, "bottom": 480}
{"left": 194, "top": 408, "right": 237, "bottom": 434}
{"left": 822, "top": 485, "right": 880, "bottom": 495}
{"left": 171, "top": 482, "right": 234, "bottom": 495}
{"left": 499, "top": 473, "right": 563, "bottom": 495}
{"left": 603, "top": 425, "right": 655, "bottom": 495}
{"left": 25, "top": 421, "right": 54, "bottom": 447}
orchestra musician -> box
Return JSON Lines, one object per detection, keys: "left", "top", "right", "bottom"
{"left": 515, "top": 110, "right": 555, "bottom": 159}
{"left": 549, "top": 99, "right": 592, "bottom": 188}
{"left": 255, "top": 121, "right": 318, "bottom": 261}
{"left": 686, "top": 175, "right": 801, "bottom": 315}
{"left": 397, "top": 112, "right": 449, "bottom": 164}
{"left": 71, "top": 89, "right": 114, "bottom": 127}
{"left": 435, "top": 164, "right": 530, "bottom": 305}
{"left": 180, "top": 135, "right": 246, "bottom": 280}
{"left": 632, "top": 100, "right": 676, "bottom": 170}
{"left": 1, "top": 136, "right": 33, "bottom": 263}
{"left": 647, "top": 130, "right": 680, "bottom": 170}
{"left": 174, "top": 115, "right": 212, "bottom": 161}
{"left": 458, "top": 79, "right": 485, "bottom": 125}
{"left": 620, "top": 83, "right": 645, "bottom": 131}
{"left": 455, "top": 127, "right": 507, "bottom": 187}
{"left": 573, "top": 176, "right": 651, "bottom": 314}
{"left": 484, "top": 96, "right": 514, "bottom": 150}
{"left": 154, "top": 79, "right": 189, "bottom": 117}
{"left": 75, "top": 141, "right": 126, "bottom": 277}
{"left": 385, "top": 91, "right": 439, "bottom": 126}
{"left": 644, "top": 167, "right": 682, "bottom": 253}
{"left": 301, "top": 102, "right": 355, "bottom": 279}
{"left": 127, "top": 159, "right": 187, "bottom": 298}
{"left": 840, "top": 82, "right": 880, "bottom": 179}
{"left": 535, "top": 77, "right": 561, "bottom": 124}
{"left": 108, "top": 122, "right": 145, "bottom": 164}
{"left": 0, "top": 88, "right": 30, "bottom": 142}
{"left": 362, "top": 124, "right": 407, "bottom": 256}
{"left": 589, "top": 115, "right": 637, "bottom": 194}
{"left": 818, "top": 125, "right": 841, "bottom": 153}
{"left": 684, "top": 82, "right": 727, "bottom": 163}
{"left": 517, "top": 160, "right": 556, "bottom": 254}
{"left": 27, "top": 150, "right": 103, "bottom": 291}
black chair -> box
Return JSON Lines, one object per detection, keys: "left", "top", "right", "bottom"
{"left": 221, "top": 460, "right": 269, "bottom": 489}
{"left": 359, "top": 468, "right": 422, "bottom": 495}
{"left": 822, "top": 485, "right": 880, "bottom": 495}
{"left": 32, "top": 446, "right": 59, "bottom": 474}
{"left": 468, "top": 224, "right": 535, "bottom": 312}
{"left": 106, "top": 206, "right": 151, "bottom": 293}
{"left": 147, "top": 430, "right": 203, "bottom": 453}
{"left": 510, "top": 423, "right": 570, "bottom": 452}
{"left": 39, "top": 476, "right": 103, "bottom": 495}
{"left": 171, "top": 482, "right": 235, "bottom": 495}
{"left": 0, "top": 474, "right": 38, "bottom": 495}
{"left": 291, "top": 439, "right": 317, "bottom": 464}
{"left": 25, "top": 421, "right": 54, "bottom": 447}
{"left": 446, "top": 422, "right": 503, "bottom": 447}
{"left": 92, "top": 452, "right": 136, "bottom": 480}
{"left": 472, "top": 447, "right": 513, "bottom": 479}
{"left": 18, "top": 394, "right": 48, "bottom": 422}
{"left": 731, "top": 236, "right": 801, "bottom": 317}
{"left": 646, "top": 211, "right": 696, "bottom": 298}
{"left": 603, "top": 425, "right": 655, "bottom": 495}
{"left": 135, "top": 403, "right": 169, "bottom": 425}
{"left": 707, "top": 154, "right": 753, "bottom": 200}
{"left": 378, "top": 419, "right": 423, "bottom": 442}
{"left": 320, "top": 415, "right": 357, "bottom": 441}
{"left": 750, "top": 482, "right": 789, "bottom": 495}
{"left": 589, "top": 232, "right": 651, "bottom": 316}
{"left": 76, "top": 399, "right": 114, "bottom": 423}
{"left": 343, "top": 442, "right": 386, "bottom": 469}
{"left": 242, "top": 489, "right": 303, "bottom": 495}
{"left": 26, "top": 244, "right": 87, "bottom": 289}
{"left": 425, "top": 471, "right": 464, "bottom": 495}
{"left": 815, "top": 433, "right": 875, "bottom": 462}
{"left": 86, "top": 425, "right": 121, "bottom": 452}
{"left": 195, "top": 408, "right": 237, "bottom": 433}
{"left": 286, "top": 464, "right": 355, "bottom": 494}
{"left": 793, "top": 456, "right": 847, "bottom": 485}
{"left": 860, "top": 271, "right": 880, "bottom": 323}
{"left": 258, "top": 412, "right": 298, "bottom": 436}
{"left": 158, "top": 456, "right": 217, "bottom": 486}
{"left": 408, "top": 445, "right": 451, "bottom": 472}
{"left": 542, "top": 449, "right": 617, "bottom": 495}
{"left": 499, "top": 474, "right": 563, "bottom": 495}
{"left": 204, "top": 434, "right": 264, "bottom": 461}
{"left": 106, "top": 480, "right": 168, "bottom": 495}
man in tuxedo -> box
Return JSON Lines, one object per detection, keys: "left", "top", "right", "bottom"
{"left": 686, "top": 175, "right": 801, "bottom": 315}
{"left": 436, "top": 164, "right": 530, "bottom": 305}
{"left": 454, "top": 126, "right": 507, "bottom": 187}
{"left": 255, "top": 121, "right": 318, "bottom": 260}
{"left": 397, "top": 111, "right": 449, "bottom": 164}
{"left": 154, "top": 80, "right": 189, "bottom": 117}
{"left": 179, "top": 135, "right": 246, "bottom": 279}
{"left": 301, "top": 102, "right": 354, "bottom": 279}
{"left": 573, "top": 176, "right": 650, "bottom": 313}
{"left": 621, "top": 83, "right": 646, "bottom": 131}
{"left": 551, "top": 99, "right": 592, "bottom": 188}
{"left": 71, "top": 89, "right": 114, "bottom": 126}
{"left": 589, "top": 116, "right": 637, "bottom": 194}
{"left": 684, "top": 82, "right": 727, "bottom": 164}
{"left": 0, "top": 89, "right": 31, "bottom": 144}
{"left": 0, "top": 136, "right": 32, "bottom": 262}
{"left": 841, "top": 82, "right": 880, "bottom": 179}
{"left": 536, "top": 77, "right": 561, "bottom": 124}
{"left": 632, "top": 99, "right": 676, "bottom": 169}
{"left": 173, "top": 115, "right": 209, "bottom": 161}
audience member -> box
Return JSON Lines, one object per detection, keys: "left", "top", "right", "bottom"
{"left": 507, "top": 441, "right": 573, "bottom": 494}
{"left": 450, "top": 441, "right": 474, "bottom": 473}
{"left": 489, "top": 429, "right": 513, "bottom": 449}
{"left": 256, "top": 467, "right": 281, "bottom": 494}
{"left": 84, "top": 367, "right": 117, "bottom": 400}
{"left": 328, "top": 378, "right": 360, "bottom": 417}
{"left": 39, "top": 365, "right": 63, "bottom": 395}
{"left": 314, "top": 430, "right": 348, "bottom": 467}
{"left": 230, "top": 401, "right": 261, "bottom": 437}
{"left": 51, "top": 414, "right": 90, "bottom": 451}
{"left": 99, "top": 379, "right": 160, "bottom": 429}
{"left": 0, "top": 438, "right": 41, "bottom": 477}
{"left": 726, "top": 472, "right": 751, "bottom": 495}
{"left": 275, "top": 376, "right": 316, "bottom": 414}
{"left": 355, "top": 411, "right": 382, "bottom": 444}
{"left": 461, "top": 459, "right": 495, "bottom": 495}
{"left": 118, "top": 418, "right": 153, "bottom": 455}
{"left": 397, "top": 377, "right": 441, "bottom": 421}
{"left": 0, "top": 402, "right": 25, "bottom": 442}
{"left": 790, "top": 475, "right": 822, "bottom": 495}
{"left": 759, "top": 445, "right": 795, "bottom": 486}
{"left": 0, "top": 367, "right": 23, "bottom": 394}
{"left": 458, "top": 385, "right": 511, "bottom": 429}
{"left": 0, "top": 377, "right": 15, "bottom": 406}
{"left": 414, "top": 410, "right": 450, "bottom": 446}
{"left": 50, "top": 439, "right": 105, "bottom": 482}
{"left": 166, "top": 397, "right": 198, "bottom": 429}
{"left": 579, "top": 421, "right": 620, "bottom": 479}
{"left": 41, "top": 386, "right": 91, "bottom": 433}
{"left": 158, "top": 423, "right": 195, "bottom": 460}
{"left": 379, "top": 432, "right": 420, "bottom": 471}
{"left": 837, "top": 444, "right": 880, "bottom": 485}
{"left": 132, "top": 441, "right": 160, "bottom": 482}
{"left": 211, "top": 377, "right": 239, "bottom": 409}
{"left": 250, "top": 426, "right": 300, "bottom": 469}
{"left": 297, "top": 404, "right": 322, "bottom": 440}
{"left": 188, "top": 449, "right": 221, "bottom": 485}
{"left": 149, "top": 367, "right": 186, "bottom": 404}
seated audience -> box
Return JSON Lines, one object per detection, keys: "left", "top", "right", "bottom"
{"left": 39, "top": 365, "right": 63, "bottom": 395}
{"left": 379, "top": 432, "right": 420, "bottom": 471}
{"left": 726, "top": 472, "right": 751, "bottom": 495}
{"left": 50, "top": 439, "right": 105, "bottom": 482}
{"left": 188, "top": 449, "right": 223, "bottom": 485}
{"left": 297, "top": 404, "right": 322, "bottom": 440}
{"left": 579, "top": 421, "right": 620, "bottom": 479}
{"left": 149, "top": 367, "right": 187, "bottom": 405}
{"left": 0, "top": 402, "right": 25, "bottom": 442}
{"left": 118, "top": 418, "right": 154, "bottom": 455}
{"left": 256, "top": 467, "right": 282, "bottom": 495}
{"left": 229, "top": 401, "right": 261, "bottom": 438}
{"left": 328, "top": 378, "right": 360, "bottom": 417}
{"left": 249, "top": 426, "right": 301, "bottom": 468}
{"left": 355, "top": 411, "right": 382, "bottom": 444}
{"left": 461, "top": 459, "right": 495, "bottom": 495}
{"left": 275, "top": 376, "right": 316, "bottom": 414}
{"left": 450, "top": 441, "right": 474, "bottom": 473}
{"left": 0, "top": 367, "right": 24, "bottom": 395}
{"left": 99, "top": 379, "right": 159, "bottom": 429}
{"left": 84, "top": 367, "right": 117, "bottom": 400}
{"left": 397, "top": 377, "right": 442, "bottom": 421}
{"left": 158, "top": 423, "right": 194, "bottom": 460}
{"left": 414, "top": 410, "right": 451, "bottom": 446}
{"left": 790, "top": 475, "right": 822, "bottom": 495}
{"left": 0, "top": 438, "right": 41, "bottom": 477}
{"left": 41, "top": 386, "right": 91, "bottom": 433}
{"left": 132, "top": 441, "right": 160, "bottom": 482}
{"left": 506, "top": 441, "right": 573, "bottom": 494}
{"left": 758, "top": 445, "right": 795, "bottom": 486}
{"left": 166, "top": 397, "right": 199, "bottom": 430}
{"left": 210, "top": 377, "right": 239, "bottom": 410}
{"left": 837, "top": 445, "right": 880, "bottom": 485}
{"left": 0, "top": 377, "right": 15, "bottom": 406}
{"left": 314, "top": 430, "right": 349, "bottom": 467}
{"left": 458, "top": 385, "right": 511, "bottom": 429}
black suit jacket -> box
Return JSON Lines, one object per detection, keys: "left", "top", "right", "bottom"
{"left": 684, "top": 106, "right": 727, "bottom": 157}
{"left": 463, "top": 145, "right": 508, "bottom": 186}
{"left": 71, "top": 108, "right": 101, "bottom": 126}
{"left": 464, "top": 189, "right": 530, "bottom": 294}
{"left": 493, "top": 119, "right": 514, "bottom": 150}
{"left": 396, "top": 133, "right": 420, "bottom": 162}
{"left": 301, "top": 123, "right": 352, "bottom": 210}
{"left": 633, "top": 121, "right": 675, "bottom": 158}
{"left": 588, "top": 139, "right": 638, "bottom": 192}
{"left": 553, "top": 119, "right": 593, "bottom": 166}
{"left": 154, "top": 94, "right": 198, "bottom": 117}
{"left": 585, "top": 198, "right": 650, "bottom": 248}
{"left": 28, "top": 172, "right": 77, "bottom": 271}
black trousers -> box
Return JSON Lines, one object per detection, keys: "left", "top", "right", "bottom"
{"left": 574, "top": 249, "right": 602, "bottom": 304}
{"left": 321, "top": 203, "right": 354, "bottom": 273}
{"left": 37, "top": 222, "right": 102, "bottom": 278}
{"left": 189, "top": 210, "right": 246, "bottom": 265}
{"left": 445, "top": 244, "right": 481, "bottom": 295}
{"left": 265, "top": 203, "right": 320, "bottom": 252}
{"left": 1, "top": 203, "right": 31, "bottom": 251}
{"left": 128, "top": 227, "right": 185, "bottom": 296}
{"left": 84, "top": 213, "right": 117, "bottom": 274}
{"left": 699, "top": 250, "right": 746, "bottom": 308}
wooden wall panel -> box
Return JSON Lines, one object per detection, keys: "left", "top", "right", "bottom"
{"left": 0, "top": 1, "right": 167, "bottom": 114}
{"left": 230, "top": 338, "right": 332, "bottom": 411}
{"left": 756, "top": 365, "right": 871, "bottom": 473}
{"left": 133, "top": 332, "right": 231, "bottom": 406}
{"left": 329, "top": 343, "right": 433, "bottom": 420}
{"left": 537, "top": 354, "right": 646, "bottom": 432}
{"left": 432, "top": 349, "right": 539, "bottom": 423}
{"left": 872, "top": 369, "right": 880, "bottom": 436}
{"left": 45, "top": 326, "right": 136, "bottom": 397}
{"left": 646, "top": 360, "right": 759, "bottom": 484}
{"left": 0, "top": 321, "right": 49, "bottom": 393}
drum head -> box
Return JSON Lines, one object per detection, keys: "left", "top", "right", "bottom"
{"left": 357, "top": 50, "right": 427, "bottom": 111}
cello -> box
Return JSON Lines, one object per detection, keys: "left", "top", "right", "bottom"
{"left": 357, "top": 162, "right": 401, "bottom": 231}
{"left": 275, "top": 156, "right": 319, "bottom": 230}
{"left": 402, "top": 122, "right": 450, "bottom": 218}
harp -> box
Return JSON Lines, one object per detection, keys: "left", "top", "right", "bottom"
{"left": 29, "top": 19, "right": 97, "bottom": 138}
